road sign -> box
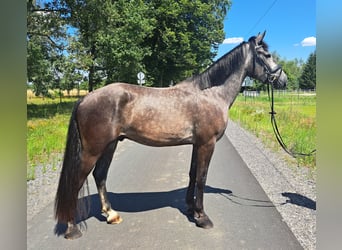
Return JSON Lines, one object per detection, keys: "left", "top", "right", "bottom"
{"left": 137, "top": 72, "right": 145, "bottom": 86}
{"left": 137, "top": 72, "right": 145, "bottom": 80}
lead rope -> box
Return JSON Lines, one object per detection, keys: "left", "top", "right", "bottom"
{"left": 267, "top": 83, "right": 316, "bottom": 159}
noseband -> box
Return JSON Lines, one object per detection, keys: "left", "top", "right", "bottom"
{"left": 265, "top": 65, "right": 283, "bottom": 84}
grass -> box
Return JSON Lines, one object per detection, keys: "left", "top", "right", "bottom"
{"left": 27, "top": 96, "right": 79, "bottom": 180}
{"left": 229, "top": 90, "right": 316, "bottom": 168}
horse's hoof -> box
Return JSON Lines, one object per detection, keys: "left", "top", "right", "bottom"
{"left": 64, "top": 227, "right": 82, "bottom": 240}
{"left": 107, "top": 215, "right": 123, "bottom": 224}
{"left": 195, "top": 215, "right": 214, "bottom": 229}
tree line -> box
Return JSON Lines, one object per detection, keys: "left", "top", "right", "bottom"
{"left": 27, "top": 0, "right": 315, "bottom": 97}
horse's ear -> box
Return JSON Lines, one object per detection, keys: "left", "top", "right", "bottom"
{"left": 256, "top": 31, "right": 266, "bottom": 44}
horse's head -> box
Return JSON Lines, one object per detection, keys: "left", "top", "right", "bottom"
{"left": 247, "top": 31, "right": 287, "bottom": 88}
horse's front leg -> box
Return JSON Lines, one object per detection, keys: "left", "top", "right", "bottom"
{"left": 193, "top": 139, "right": 216, "bottom": 229}
{"left": 93, "top": 141, "right": 123, "bottom": 225}
{"left": 186, "top": 147, "right": 197, "bottom": 215}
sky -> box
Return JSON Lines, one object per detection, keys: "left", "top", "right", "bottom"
{"left": 215, "top": 0, "right": 316, "bottom": 62}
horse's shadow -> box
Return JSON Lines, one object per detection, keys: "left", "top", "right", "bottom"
{"left": 87, "top": 185, "right": 232, "bottom": 222}
{"left": 55, "top": 186, "right": 316, "bottom": 235}
{"left": 54, "top": 185, "right": 232, "bottom": 235}
{"left": 281, "top": 192, "right": 316, "bottom": 210}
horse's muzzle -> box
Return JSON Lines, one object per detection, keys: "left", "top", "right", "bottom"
{"left": 276, "top": 69, "right": 288, "bottom": 88}
{"left": 269, "top": 67, "right": 287, "bottom": 88}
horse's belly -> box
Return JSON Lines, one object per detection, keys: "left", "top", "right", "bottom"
{"left": 123, "top": 120, "right": 194, "bottom": 147}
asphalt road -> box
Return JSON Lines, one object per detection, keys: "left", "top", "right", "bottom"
{"left": 27, "top": 135, "right": 302, "bottom": 249}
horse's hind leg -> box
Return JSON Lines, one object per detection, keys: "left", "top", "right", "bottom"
{"left": 65, "top": 152, "right": 99, "bottom": 239}
{"left": 92, "top": 140, "right": 123, "bottom": 224}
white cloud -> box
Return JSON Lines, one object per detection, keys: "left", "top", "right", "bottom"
{"left": 301, "top": 37, "right": 316, "bottom": 47}
{"left": 222, "top": 37, "right": 244, "bottom": 44}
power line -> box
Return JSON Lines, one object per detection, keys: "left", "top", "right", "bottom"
{"left": 245, "top": 0, "right": 279, "bottom": 37}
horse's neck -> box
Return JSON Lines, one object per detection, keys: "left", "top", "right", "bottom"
{"left": 207, "top": 45, "right": 250, "bottom": 107}
{"left": 217, "top": 70, "right": 247, "bottom": 108}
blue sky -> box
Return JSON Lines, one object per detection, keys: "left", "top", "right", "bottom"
{"left": 215, "top": 0, "right": 316, "bottom": 62}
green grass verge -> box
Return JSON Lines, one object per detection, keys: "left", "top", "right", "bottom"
{"left": 229, "top": 91, "right": 316, "bottom": 168}
{"left": 27, "top": 97, "right": 78, "bottom": 180}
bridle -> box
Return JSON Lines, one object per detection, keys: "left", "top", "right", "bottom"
{"left": 254, "top": 44, "right": 283, "bottom": 85}
{"left": 254, "top": 44, "right": 316, "bottom": 160}
{"left": 265, "top": 65, "right": 283, "bottom": 85}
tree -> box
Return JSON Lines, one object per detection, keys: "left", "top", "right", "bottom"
{"left": 27, "top": 0, "right": 68, "bottom": 97}
{"left": 55, "top": 55, "right": 84, "bottom": 96}
{"left": 299, "top": 51, "right": 316, "bottom": 90}
{"left": 277, "top": 54, "right": 304, "bottom": 90}
{"left": 28, "top": 0, "right": 230, "bottom": 92}
{"left": 27, "top": 35, "right": 53, "bottom": 96}
{"left": 144, "top": 0, "right": 231, "bottom": 86}
{"left": 62, "top": 0, "right": 155, "bottom": 91}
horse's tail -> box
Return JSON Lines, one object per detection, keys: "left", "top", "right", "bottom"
{"left": 55, "top": 98, "right": 84, "bottom": 223}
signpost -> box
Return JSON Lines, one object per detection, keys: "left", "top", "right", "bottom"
{"left": 137, "top": 71, "right": 145, "bottom": 86}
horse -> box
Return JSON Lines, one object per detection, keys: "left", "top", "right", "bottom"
{"left": 55, "top": 31, "right": 287, "bottom": 239}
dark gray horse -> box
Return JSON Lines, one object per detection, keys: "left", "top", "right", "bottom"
{"left": 55, "top": 31, "right": 287, "bottom": 239}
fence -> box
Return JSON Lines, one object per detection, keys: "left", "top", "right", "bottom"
{"left": 242, "top": 89, "right": 316, "bottom": 98}
{"left": 27, "top": 89, "right": 89, "bottom": 99}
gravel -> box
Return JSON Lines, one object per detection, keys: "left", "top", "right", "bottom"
{"left": 27, "top": 158, "right": 62, "bottom": 222}
{"left": 27, "top": 120, "right": 316, "bottom": 249}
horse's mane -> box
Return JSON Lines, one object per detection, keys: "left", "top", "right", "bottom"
{"left": 183, "top": 37, "right": 269, "bottom": 90}
{"left": 188, "top": 42, "right": 246, "bottom": 90}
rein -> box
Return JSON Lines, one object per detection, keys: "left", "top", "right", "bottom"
{"left": 266, "top": 81, "right": 316, "bottom": 158}
{"left": 254, "top": 45, "right": 316, "bottom": 159}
